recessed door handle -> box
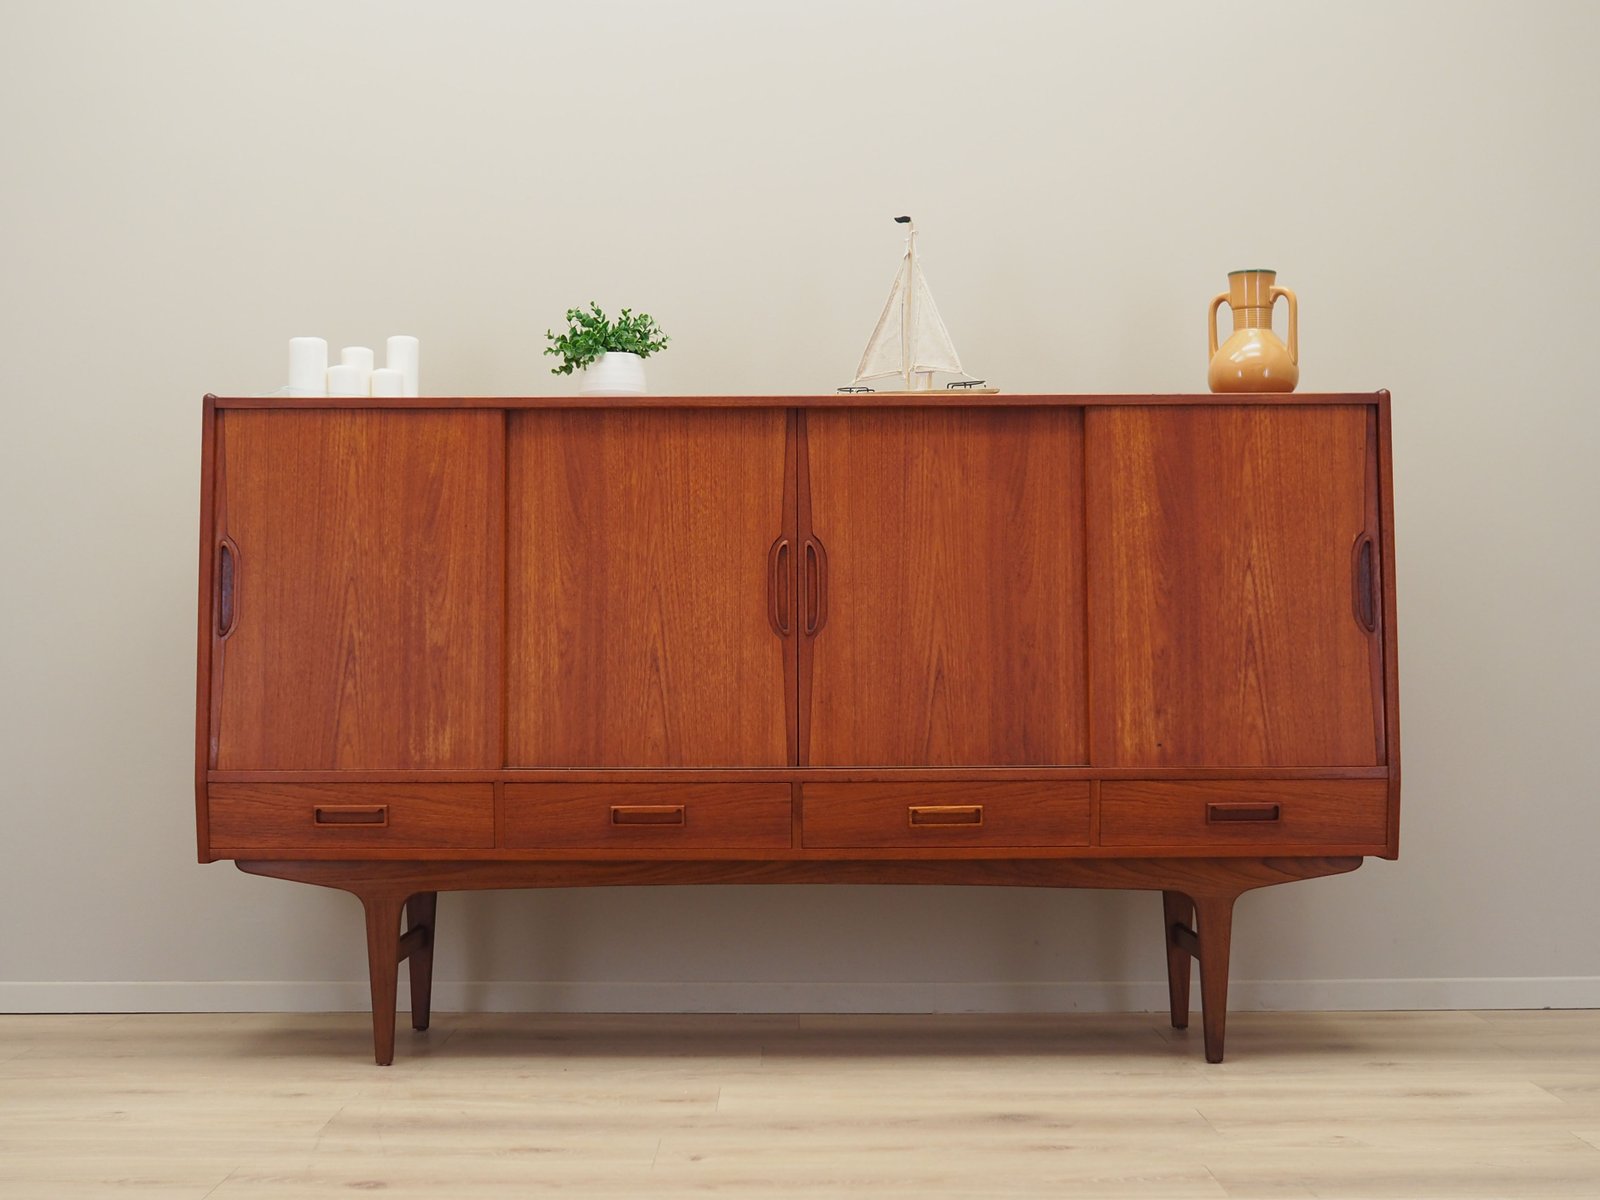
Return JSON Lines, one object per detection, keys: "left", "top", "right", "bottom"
{"left": 1351, "top": 532, "right": 1377, "bottom": 633}
{"left": 802, "top": 536, "right": 827, "bottom": 636}
{"left": 217, "top": 536, "right": 239, "bottom": 638}
{"left": 768, "top": 537, "right": 792, "bottom": 638}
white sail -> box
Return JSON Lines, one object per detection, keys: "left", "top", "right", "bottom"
{"left": 853, "top": 259, "right": 910, "bottom": 383}
{"left": 853, "top": 245, "right": 965, "bottom": 387}
{"left": 909, "top": 262, "right": 962, "bottom": 376}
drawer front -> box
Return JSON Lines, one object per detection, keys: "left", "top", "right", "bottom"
{"left": 801, "top": 783, "right": 1092, "bottom": 848}
{"left": 208, "top": 783, "right": 494, "bottom": 849}
{"left": 1099, "top": 780, "right": 1388, "bottom": 848}
{"left": 505, "top": 783, "right": 792, "bottom": 849}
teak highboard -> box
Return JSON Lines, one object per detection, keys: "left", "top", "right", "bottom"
{"left": 195, "top": 392, "right": 1400, "bottom": 1064}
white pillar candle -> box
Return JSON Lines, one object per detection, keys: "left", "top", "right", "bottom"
{"left": 369, "top": 367, "right": 405, "bottom": 397}
{"left": 326, "top": 363, "right": 366, "bottom": 396}
{"left": 386, "top": 335, "right": 419, "bottom": 397}
{"left": 288, "top": 337, "right": 327, "bottom": 396}
{"left": 341, "top": 346, "right": 374, "bottom": 372}
{"left": 340, "top": 344, "right": 374, "bottom": 378}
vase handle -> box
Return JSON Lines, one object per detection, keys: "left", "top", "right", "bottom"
{"left": 1271, "top": 286, "right": 1298, "bottom": 363}
{"left": 1207, "top": 292, "right": 1228, "bottom": 359}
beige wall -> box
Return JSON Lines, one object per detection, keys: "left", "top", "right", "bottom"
{"left": 3, "top": 0, "right": 1597, "bottom": 1013}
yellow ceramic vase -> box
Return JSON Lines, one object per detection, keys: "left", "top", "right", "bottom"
{"left": 1207, "top": 269, "right": 1299, "bottom": 392}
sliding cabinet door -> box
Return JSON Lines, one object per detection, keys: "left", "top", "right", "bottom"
{"left": 1087, "top": 405, "right": 1385, "bottom": 767}
{"left": 802, "top": 407, "right": 1087, "bottom": 766}
{"left": 508, "top": 409, "right": 794, "bottom": 767}
{"left": 211, "top": 410, "right": 502, "bottom": 770}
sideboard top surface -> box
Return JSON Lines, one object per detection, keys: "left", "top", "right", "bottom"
{"left": 206, "top": 392, "right": 1390, "bottom": 411}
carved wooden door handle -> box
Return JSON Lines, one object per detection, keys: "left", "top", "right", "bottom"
{"left": 1351, "top": 532, "right": 1377, "bottom": 633}
{"left": 218, "top": 536, "right": 240, "bottom": 639}
{"left": 767, "top": 537, "right": 792, "bottom": 637}
{"left": 802, "top": 536, "right": 828, "bottom": 636}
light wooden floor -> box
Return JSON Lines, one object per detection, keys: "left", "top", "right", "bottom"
{"left": 2, "top": 1011, "right": 1598, "bottom": 1198}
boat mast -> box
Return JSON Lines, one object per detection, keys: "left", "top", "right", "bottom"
{"left": 896, "top": 215, "right": 914, "bottom": 390}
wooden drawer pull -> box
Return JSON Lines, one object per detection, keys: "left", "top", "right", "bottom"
{"left": 313, "top": 805, "right": 388, "bottom": 827}
{"left": 1206, "top": 802, "right": 1281, "bottom": 824}
{"left": 908, "top": 804, "right": 984, "bottom": 827}
{"left": 610, "top": 804, "right": 687, "bottom": 826}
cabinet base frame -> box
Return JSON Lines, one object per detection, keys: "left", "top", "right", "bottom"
{"left": 237, "top": 855, "right": 1361, "bottom": 1066}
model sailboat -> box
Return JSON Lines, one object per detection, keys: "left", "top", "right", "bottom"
{"left": 842, "top": 216, "right": 995, "bottom": 393}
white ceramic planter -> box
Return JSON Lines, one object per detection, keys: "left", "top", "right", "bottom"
{"left": 579, "top": 351, "right": 647, "bottom": 396}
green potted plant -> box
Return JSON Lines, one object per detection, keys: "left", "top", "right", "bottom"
{"left": 545, "top": 302, "right": 669, "bottom": 396}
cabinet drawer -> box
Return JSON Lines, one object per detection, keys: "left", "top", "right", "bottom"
{"left": 801, "top": 783, "right": 1092, "bottom": 848}
{"left": 505, "top": 784, "right": 792, "bottom": 849}
{"left": 208, "top": 783, "right": 493, "bottom": 849}
{"left": 1099, "top": 781, "right": 1388, "bottom": 848}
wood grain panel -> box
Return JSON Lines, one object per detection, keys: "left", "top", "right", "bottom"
{"left": 804, "top": 407, "right": 1086, "bottom": 766}
{"left": 801, "top": 783, "right": 1091, "bottom": 848}
{"left": 1100, "top": 780, "right": 1388, "bottom": 848}
{"left": 1087, "top": 405, "right": 1382, "bottom": 767}
{"left": 213, "top": 410, "right": 501, "bottom": 770}
{"left": 209, "top": 783, "right": 493, "bottom": 849}
{"left": 504, "top": 783, "right": 792, "bottom": 849}
{"left": 507, "top": 410, "right": 791, "bottom": 767}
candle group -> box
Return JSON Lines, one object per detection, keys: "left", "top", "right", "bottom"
{"left": 285, "top": 335, "right": 420, "bottom": 397}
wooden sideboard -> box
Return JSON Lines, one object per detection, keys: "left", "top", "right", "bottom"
{"left": 195, "top": 392, "right": 1399, "bottom": 1064}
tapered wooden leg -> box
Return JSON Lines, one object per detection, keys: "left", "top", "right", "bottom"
{"left": 1162, "top": 890, "right": 1195, "bottom": 1030}
{"left": 237, "top": 856, "right": 1361, "bottom": 1066}
{"left": 405, "top": 891, "right": 438, "bottom": 1032}
{"left": 1192, "top": 893, "right": 1237, "bottom": 1064}
{"left": 361, "top": 891, "right": 405, "bottom": 1066}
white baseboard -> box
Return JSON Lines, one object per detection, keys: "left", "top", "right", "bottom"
{"left": 3, "top": 978, "right": 1597, "bottom": 1014}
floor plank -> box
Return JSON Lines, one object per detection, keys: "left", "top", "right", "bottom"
{"left": 1, "top": 1012, "right": 1597, "bottom": 1198}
